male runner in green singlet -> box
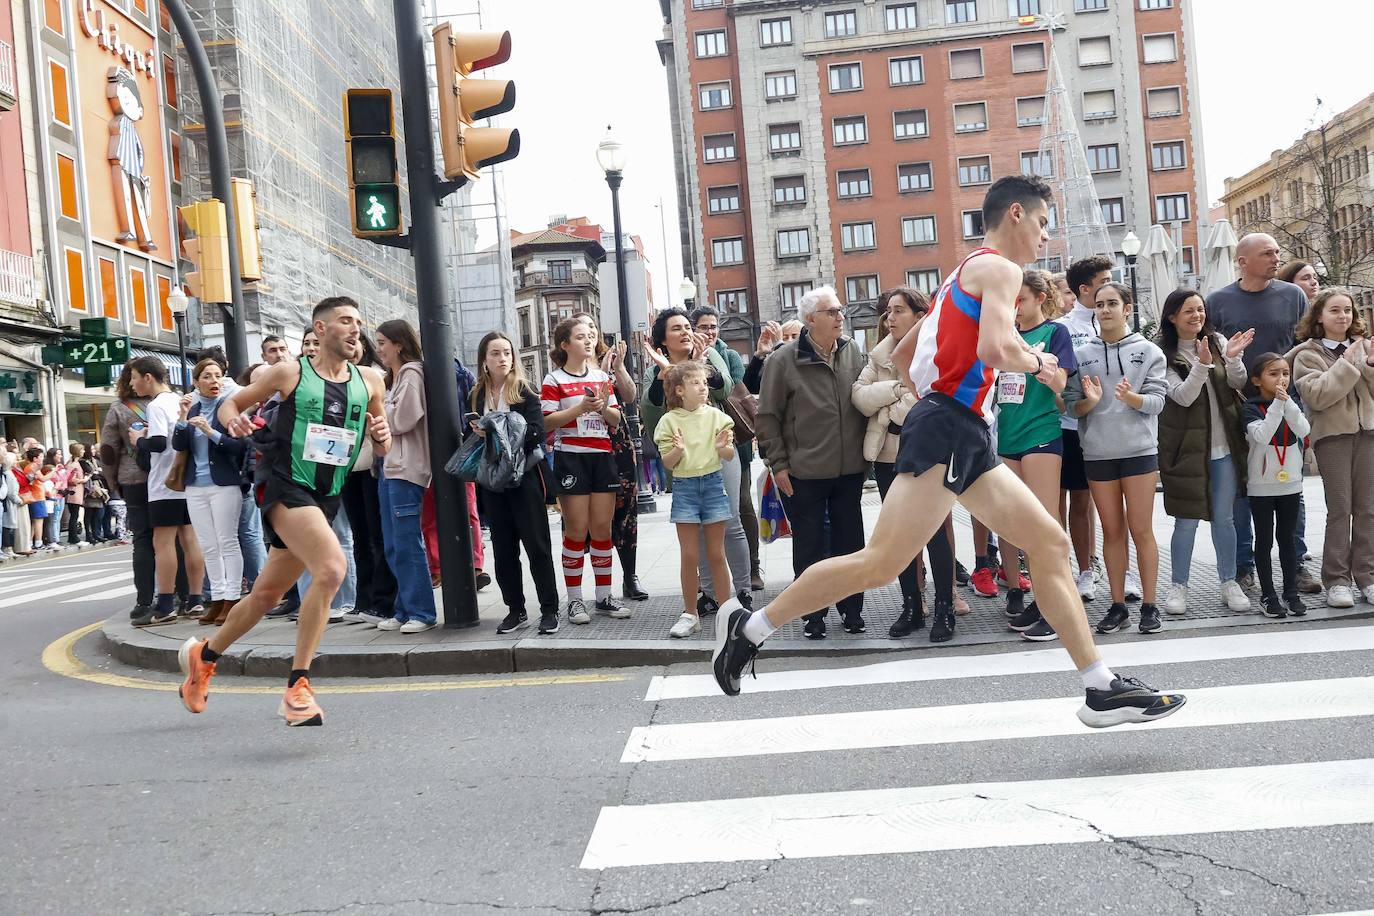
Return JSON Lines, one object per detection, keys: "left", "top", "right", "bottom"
{"left": 176, "top": 297, "right": 391, "bottom": 726}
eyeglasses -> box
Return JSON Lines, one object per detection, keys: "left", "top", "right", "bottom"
{"left": 814, "top": 307, "right": 845, "bottom": 319}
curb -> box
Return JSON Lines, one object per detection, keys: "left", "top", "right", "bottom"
{"left": 2, "top": 540, "right": 120, "bottom": 567}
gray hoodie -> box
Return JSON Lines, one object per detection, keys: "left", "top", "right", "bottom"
{"left": 1063, "top": 331, "right": 1168, "bottom": 461}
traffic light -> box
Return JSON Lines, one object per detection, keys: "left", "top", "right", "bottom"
{"left": 230, "top": 178, "right": 263, "bottom": 281}
{"left": 344, "top": 88, "right": 403, "bottom": 238}
{"left": 432, "top": 24, "right": 520, "bottom": 183}
{"left": 178, "top": 200, "right": 232, "bottom": 304}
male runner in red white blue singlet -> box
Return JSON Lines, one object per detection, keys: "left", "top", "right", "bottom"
{"left": 713, "top": 175, "right": 1187, "bottom": 730}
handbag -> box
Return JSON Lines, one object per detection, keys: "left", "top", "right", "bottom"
{"left": 164, "top": 450, "right": 189, "bottom": 492}
{"left": 722, "top": 384, "right": 757, "bottom": 444}
{"left": 444, "top": 432, "right": 486, "bottom": 482}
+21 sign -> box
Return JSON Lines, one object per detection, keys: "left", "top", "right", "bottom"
{"left": 42, "top": 318, "right": 132, "bottom": 388}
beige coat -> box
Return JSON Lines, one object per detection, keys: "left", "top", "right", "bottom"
{"left": 851, "top": 334, "right": 917, "bottom": 463}
{"left": 383, "top": 361, "right": 432, "bottom": 488}
{"left": 1290, "top": 338, "right": 1374, "bottom": 445}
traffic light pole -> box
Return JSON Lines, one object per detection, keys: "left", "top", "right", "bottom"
{"left": 390, "top": 0, "right": 480, "bottom": 629}
{"left": 164, "top": 0, "right": 250, "bottom": 376}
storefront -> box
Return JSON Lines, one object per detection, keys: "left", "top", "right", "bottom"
{"left": 0, "top": 362, "right": 51, "bottom": 444}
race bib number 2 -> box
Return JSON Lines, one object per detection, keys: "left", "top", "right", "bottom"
{"left": 998, "top": 372, "right": 1026, "bottom": 405}
{"left": 303, "top": 424, "right": 357, "bottom": 467}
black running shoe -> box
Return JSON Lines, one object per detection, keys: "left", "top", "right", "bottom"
{"left": 928, "top": 603, "right": 955, "bottom": 643}
{"left": 697, "top": 591, "right": 720, "bottom": 617}
{"left": 954, "top": 561, "right": 971, "bottom": 587}
{"left": 1004, "top": 588, "right": 1025, "bottom": 619}
{"left": 537, "top": 609, "right": 560, "bottom": 634}
{"left": 1095, "top": 602, "right": 1131, "bottom": 634}
{"left": 1019, "top": 617, "right": 1058, "bottom": 641}
{"left": 712, "top": 607, "right": 760, "bottom": 697}
{"left": 1260, "top": 593, "right": 1287, "bottom": 618}
{"left": 802, "top": 613, "right": 827, "bottom": 639}
{"left": 736, "top": 590, "right": 754, "bottom": 612}
{"left": 1007, "top": 602, "right": 1042, "bottom": 632}
{"left": 1077, "top": 675, "right": 1187, "bottom": 728}
{"left": 842, "top": 610, "right": 866, "bottom": 634}
{"left": 496, "top": 610, "right": 529, "bottom": 634}
{"left": 1285, "top": 593, "right": 1308, "bottom": 617}
{"left": 1138, "top": 603, "right": 1162, "bottom": 634}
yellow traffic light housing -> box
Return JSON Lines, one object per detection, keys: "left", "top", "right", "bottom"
{"left": 433, "top": 24, "right": 520, "bottom": 183}
{"left": 229, "top": 178, "right": 263, "bottom": 281}
{"left": 178, "top": 200, "right": 232, "bottom": 304}
{"left": 344, "top": 88, "right": 404, "bottom": 238}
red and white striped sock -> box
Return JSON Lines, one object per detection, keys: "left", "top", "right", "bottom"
{"left": 561, "top": 536, "right": 585, "bottom": 601}
{"left": 590, "top": 538, "right": 614, "bottom": 601}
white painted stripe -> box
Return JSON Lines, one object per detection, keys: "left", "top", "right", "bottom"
{"left": 645, "top": 625, "right": 1374, "bottom": 701}
{"left": 0, "top": 566, "right": 125, "bottom": 596}
{"left": 0, "top": 559, "right": 131, "bottom": 580}
{"left": 580, "top": 758, "right": 1374, "bottom": 869}
{"left": 624, "top": 676, "right": 1374, "bottom": 763}
{"left": 0, "top": 571, "right": 133, "bottom": 609}
{"left": 63, "top": 583, "right": 138, "bottom": 603}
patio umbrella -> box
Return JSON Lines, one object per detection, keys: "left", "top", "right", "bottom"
{"left": 1137, "top": 223, "right": 1177, "bottom": 326}
{"left": 1200, "top": 218, "right": 1239, "bottom": 297}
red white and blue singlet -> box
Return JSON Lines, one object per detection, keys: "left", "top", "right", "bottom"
{"left": 908, "top": 247, "right": 1001, "bottom": 424}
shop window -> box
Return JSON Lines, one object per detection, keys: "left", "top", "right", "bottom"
{"left": 65, "top": 248, "right": 87, "bottom": 313}
{"left": 99, "top": 257, "right": 118, "bottom": 320}
{"left": 57, "top": 154, "right": 79, "bottom": 220}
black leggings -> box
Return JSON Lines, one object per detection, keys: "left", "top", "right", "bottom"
{"left": 1251, "top": 493, "right": 1300, "bottom": 599}
{"left": 872, "top": 463, "right": 955, "bottom": 609}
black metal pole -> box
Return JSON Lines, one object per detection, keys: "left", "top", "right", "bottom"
{"left": 391, "top": 0, "right": 479, "bottom": 628}
{"left": 606, "top": 172, "right": 655, "bottom": 514}
{"left": 174, "top": 314, "right": 188, "bottom": 393}
{"left": 164, "top": 0, "right": 249, "bottom": 377}
{"left": 1128, "top": 257, "right": 1140, "bottom": 332}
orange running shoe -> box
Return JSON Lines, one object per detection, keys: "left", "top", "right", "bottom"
{"left": 177, "top": 636, "right": 216, "bottom": 714}
{"left": 279, "top": 677, "right": 324, "bottom": 727}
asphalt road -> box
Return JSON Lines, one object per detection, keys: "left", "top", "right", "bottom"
{"left": 4, "top": 546, "right": 1374, "bottom": 916}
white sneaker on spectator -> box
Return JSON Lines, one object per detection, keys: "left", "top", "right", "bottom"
{"left": 356, "top": 610, "right": 386, "bottom": 628}
{"left": 668, "top": 613, "right": 700, "bottom": 638}
{"left": 399, "top": 619, "right": 435, "bottom": 634}
{"left": 1326, "top": 585, "right": 1356, "bottom": 608}
{"left": 327, "top": 608, "right": 345, "bottom": 623}
{"left": 1364, "top": 584, "right": 1374, "bottom": 605}
{"left": 1075, "top": 569, "right": 1096, "bottom": 601}
{"left": 1219, "top": 580, "right": 1250, "bottom": 612}
{"left": 340, "top": 606, "right": 366, "bottom": 624}
{"left": 376, "top": 617, "right": 403, "bottom": 631}
{"left": 1163, "top": 583, "right": 1188, "bottom": 615}
{"left": 1124, "top": 571, "right": 1143, "bottom": 601}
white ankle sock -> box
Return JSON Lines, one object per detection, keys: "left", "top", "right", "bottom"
{"left": 741, "top": 608, "right": 777, "bottom": 645}
{"left": 1080, "top": 660, "right": 1117, "bottom": 691}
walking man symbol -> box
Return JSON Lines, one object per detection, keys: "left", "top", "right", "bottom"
{"left": 366, "top": 196, "right": 389, "bottom": 229}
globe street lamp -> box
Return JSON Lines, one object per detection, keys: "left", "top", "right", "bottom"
{"left": 678, "top": 277, "right": 697, "bottom": 311}
{"left": 167, "top": 285, "right": 190, "bottom": 392}
{"left": 1121, "top": 230, "right": 1142, "bottom": 332}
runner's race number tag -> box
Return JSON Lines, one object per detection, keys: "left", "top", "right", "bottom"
{"left": 303, "top": 424, "right": 357, "bottom": 466}
{"left": 577, "top": 412, "right": 607, "bottom": 437}
{"left": 998, "top": 372, "right": 1026, "bottom": 405}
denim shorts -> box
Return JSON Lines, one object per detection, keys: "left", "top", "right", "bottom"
{"left": 669, "top": 470, "right": 732, "bottom": 525}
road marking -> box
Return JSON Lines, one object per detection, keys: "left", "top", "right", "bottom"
{"left": 0, "top": 557, "right": 130, "bottom": 578}
{"left": 42, "top": 622, "right": 629, "bottom": 694}
{"left": 644, "top": 624, "right": 1374, "bottom": 701}
{"left": 0, "top": 571, "right": 133, "bottom": 609}
{"left": 580, "top": 758, "right": 1374, "bottom": 869}
{"left": 63, "top": 584, "right": 138, "bottom": 603}
{"left": 623, "top": 676, "right": 1374, "bottom": 762}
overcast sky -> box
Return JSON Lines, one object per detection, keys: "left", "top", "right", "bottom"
{"left": 458, "top": 0, "right": 1369, "bottom": 308}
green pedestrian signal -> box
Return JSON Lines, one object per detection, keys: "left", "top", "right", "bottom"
{"left": 354, "top": 185, "right": 400, "bottom": 233}
{"left": 344, "top": 89, "right": 404, "bottom": 239}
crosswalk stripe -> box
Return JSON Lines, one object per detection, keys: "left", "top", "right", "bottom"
{"left": 580, "top": 758, "right": 1374, "bottom": 869}
{"left": 623, "top": 676, "right": 1374, "bottom": 763}
{"left": 644, "top": 624, "right": 1374, "bottom": 701}
{"left": 0, "top": 571, "right": 133, "bottom": 609}
{"left": 0, "top": 559, "right": 131, "bottom": 582}
{"left": 63, "top": 583, "right": 138, "bottom": 603}
{"left": 0, "top": 566, "right": 123, "bottom": 596}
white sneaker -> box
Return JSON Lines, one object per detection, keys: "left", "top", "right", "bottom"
{"left": 327, "top": 608, "right": 345, "bottom": 623}
{"left": 399, "top": 619, "right": 435, "bottom": 634}
{"left": 376, "top": 617, "right": 403, "bottom": 631}
{"left": 356, "top": 610, "right": 386, "bottom": 628}
{"left": 1124, "top": 571, "right": 1143, "bottom": 601}
{"left": 566, "top": 599, "right": 591, "bottom": 625}
{"left": 1219, "top": 580, "right": 1251, "bottom": 612}
{"left": 1091, "top": 557, "right": 1106, "bottom": 585}
{"left": 1075, "top": 569, "right": 1096, "bottom": 601}
{"left": 340, "top": 606, "right": 367, "bottom": 624}
{"left": 668, "top": 613, "right": 700, "bottom": 638}
{"left": 1327, "top": 585, "right": 1356, "bottom": 608}
{"left": 1364, "top": 584, "right": 1374, "bottom": 605}
{"left": 1163, "top": 583, "right": 1188, "bottom": 615}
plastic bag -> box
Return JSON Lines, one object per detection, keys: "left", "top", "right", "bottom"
{"left": 757, "top": 469, "right": 791, "bottom": 543}
{"left": 444, "top": 433, "right": 486, "bottom": 482}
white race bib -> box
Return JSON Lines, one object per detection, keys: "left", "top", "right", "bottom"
{"left": 576, "top": 412, "right": 607, "bottom": 437}
{"left": 302, "top": 423, "right": 356, "bottom": 467}
{"left": 998, "top": 372, "right": 1026, "bottom": 405}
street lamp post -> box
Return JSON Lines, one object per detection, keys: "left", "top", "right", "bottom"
{"left": 678, "top": 277, "right": 696, "bottom": 312}
{"left": 1121, "top": 230, "right": 1142, "bottom": 332}
{"left": 167, "top": 285, "right": 190, "bottom": 393}
{"left": 596, "top": 127, "right": 656, "bottom": 514}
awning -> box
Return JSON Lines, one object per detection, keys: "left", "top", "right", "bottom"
{"left": 128, "top": 347, "right": 189, "bottom": 388}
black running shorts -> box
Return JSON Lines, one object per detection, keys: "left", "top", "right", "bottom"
{"left": 553, "top": 450, "right": 620, "bottom": 496}
{"left": 893, "top": 393, "right": 1000, "bottom": 496}
{"left": 256, "top": 475, "right": 341, "bottom": 551}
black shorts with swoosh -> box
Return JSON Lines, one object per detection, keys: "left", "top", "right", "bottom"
{"left": 893, "top": 392, "right": 999, "bottom": 495}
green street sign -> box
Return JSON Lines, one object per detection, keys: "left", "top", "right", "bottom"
{"left": 84, "top": 363, "right": 112, "bottom": 388}
{"left": 353, "top": 183, "right": 401, "bottom": 235}
{"left": 63, "top": 336, "right": 129, "bottom": 367}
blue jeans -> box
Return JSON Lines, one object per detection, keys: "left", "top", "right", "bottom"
{"left": 1235, "top": 491, "right": 1307, "bottom": 573}
{"left": 1171, "top": 456, "right": 1238, "bottom": 585}
{"left": 298, "top": 510, "right": 356, "bottom": 609}
{"left": 380, "top": 477, "right": 436, "bottom": 624}
{"left": 237, "top": 491, "right": 267, "bottom": 589}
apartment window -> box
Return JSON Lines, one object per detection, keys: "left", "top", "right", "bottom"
{"left": 886, "top": 3, "right": 919, "bottom": 30}
{"left": 847, "top": 275, "right": 880, "bottom": 303}
{"left": 1020, "top": 150, "right": 1053, "bottom": 178}
{"left": 699, "top": 81, "right": 731, "bottom": 110}
{"left": 824, "top": 10, "right": 858, "bottom": 38}
{"left": 833, "top": 116, "right": 867, "bottom": 145}
{"left": 777, "top": 228, "right": 811, "bottom": 258}
{"left": 1155, "top": 193, "right": 1190, "bottom": 222}
{"left": 1012, "top": 42, "right": 1046, "bottom": 73}
{"left": 56, "top": 153, "right": 79, "bottom": 220}
{"left": 163, "top": 55, "right": 178, "bottom": 109}
{"left": 841, "top": 222, "right": 877, "bottom": 252}
{"left": 130, "top": 267, "right": 150, "bottom": 325}
{"left": 1032, "top": 256, "right": 1063, "bottom": 272}
{"left": 946, "top": 0, "right": 978, "bottom": 24}
{"left": 1075, "top": 0, "right": 1108, "bottom": 10}
{"left": 781, "top": 282, "right": 813, "bottom": 311}
{"left": 889, "top": 56, "right": 924, "bottom": 86}
{"left": 1016, "top": 96, "right": 1046, "bottom": 126}
{"left": 704, "top": 133, "right": 736, "bottom": 162}
{"left": 769, "top": 122, "right": 802, "bottom": 154}
{"left": 1180, "top": 247, "right": 1196, "bottom": 275}
{"left": 760, "top": 17, "right": 793, "bottom": 46}
{"left": 1078, "top": 36, "right": 1112, "bottom": 67}
{"left": 894, "top": 109, "right": 929, "bottom": 139}
{"left": 1142, "top": 33, "right": 1178, "bottom": 63}
{"left": 1139, "top": 0, "right": 1172, "bottom": 8}
{"left": 1087, "top": 143, "right": 1120, "bottom": 172}
{"left": 829, "top": 62, "right": 863, "bottom": 93}
{"left": 716, "top": 289, "right": 749, "bottom": 314}
{"left": 708, "top": 185, "right": 741, "bottom": 214}
{"left": 958, "top": 156, "right": 992, "bottom": 186}
{"left": 1099, "top": 197, "right": 1125, "bottom": 225}
{"left": 902, "top": 215, "right": 937, "bottom": 245}
{"left": 962, "top": 209, "right": 986, "bottom": 239}
{"left": 949, "top": 49, "right": 984, "bottom": 79}
{"left": 1012, "top": 0, "right": 1042, "bottom": 14}
{"left": 1046, "top": 204, "right": 1060, "bottom": 231}
{"left": 64, "top": 248, "right": 87, "bottom": 313}
{"left": 1083, "top": 89, "right": 1116, "bottom": 119}
{"left": 712, "top": 237, "right": 745, "bottom": 266}
{"left": 907, "top": 268, "right": 941, "bottom": 295}
{"left": 695, "top": 30, "right": 727, "bottom": 58}
{"left": 765, "top": 71, "right": 797, "bottom": 99}
{"left": 693, "top": 0, "right": 724, "bottom": 7}
{"left": 548, "top": 260, "right": 573, "bottom": 283}
{"left": 1147, "top": 86, "right": 1182, "bottom": 117}
{"left": 836, "top": 168, "right": 872, "bottom": 198}
{"left": 898, "top": 162, "right": 933, "bottom": 193}
{"left": 98, "top": 257, "right": 118, "bottom": 320}
{"left": 954, "top": 102, "right": 988, "bottom": 133}
{"left": 49, "top": 61, "right": 71, "bottom": 127}
{"left": 773, "top": 175, "right": 806, "bottom": 204}
{"left": 1151, "top": 140, "right": 1186, "bottom": 171}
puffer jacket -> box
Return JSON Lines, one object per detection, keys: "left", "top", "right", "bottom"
{"left": 851, "top": 333, "right": 917, "bottom": 463}
{"left": 756, "top": 329, "right": 869, "bottom": 480}
{"left": 1290, "top": 337, "right": 1374, "bottom": 445}
{"left": 1157, "top": 333, "right": 1248, "bottom": 520}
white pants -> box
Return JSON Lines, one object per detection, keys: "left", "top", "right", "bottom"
{"left": 186, "top": 485, "right": 244, "bottom": 600}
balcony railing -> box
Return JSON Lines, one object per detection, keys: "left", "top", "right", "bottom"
{"left": 0, "top": 249, "right": 36, "bottom": 308}
{"left": 0, "top": 39, "right": 15, "bottom": 103}
{"left": 517, "top": 268, "right": 597, "bottom": 290}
